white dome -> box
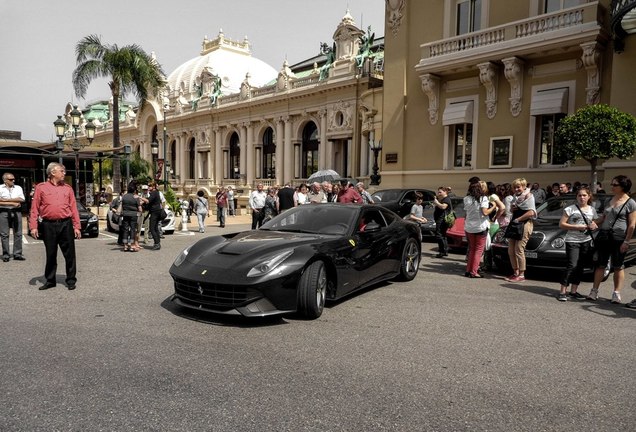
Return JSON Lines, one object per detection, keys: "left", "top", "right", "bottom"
{"left": 167, "top": 31, "right": 277, "bottom": 98}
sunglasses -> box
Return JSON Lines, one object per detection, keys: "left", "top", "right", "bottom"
{"left": 6, "top": 178, "right": 15, "bottom": 181}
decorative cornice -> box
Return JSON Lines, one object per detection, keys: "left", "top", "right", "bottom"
{"left": 477, "top": 62, "right": 499, "bottom": 119}
{"left": 419, "top": 73, "right": 440, "bottom": 125}
{"left": 580, "top": 41, "right": 603, "bottom": 105}
{"left": 502, "top": 57, "right": 524, "bottom": 117}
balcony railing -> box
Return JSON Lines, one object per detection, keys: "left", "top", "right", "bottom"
{"left": 419, "top": 2, "right": 603, "bottom": 71}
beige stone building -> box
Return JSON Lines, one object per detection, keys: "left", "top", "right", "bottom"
{"left": 382, "top": 0, "right": 636, "bottom": 192}
{"left": 88, "top": 11, "right": 384, "bottom": 200}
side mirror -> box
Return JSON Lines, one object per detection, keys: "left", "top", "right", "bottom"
{"left": 363, "top": 221, "right": 381, "bottom": 232}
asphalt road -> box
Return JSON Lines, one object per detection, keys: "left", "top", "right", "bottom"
{"left": 1, "top": 222, "right": 635, "bottom": 431}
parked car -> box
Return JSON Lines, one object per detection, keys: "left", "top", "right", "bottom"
{"left": 32, "top": 202, "right": 99, "bottom": 238}
{"left": 491, "top": 194, "right": 636, "bottom": 275}
{"left": 371, "top": 188, "right": 435, "bottom": 218}
{"left": 169, "top": 203, "right": 422, "bottom": 319}
{"left": 77, "top": 202, "right": 99, "bottom": 238}
{"left": 421, "top": 196, "right": 465, "bottom": 240}
{"left": 106, "top": 207, "right": 176, "bottom": 234}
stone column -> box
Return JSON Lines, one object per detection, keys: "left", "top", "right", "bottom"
{"left": 319, "top": 109, "right": 327, "bottom": 170}
{"left": 239, "top": 124, "right": 247, "bottom": 186}
{"left": 275, "top": 118, "right": 284, "bottom": 185}
{"left": 214, "top": 127, "right": 222, "bottom": 185}
{"left": 361, "top": 130, "right": 369, "bottom": 176}
{"left": 283, "top": 116, "right": 293, "bottom": 183}
{"left": 246, "top": 122, "right": 255, "bottom": 186}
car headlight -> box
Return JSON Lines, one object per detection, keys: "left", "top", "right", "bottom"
{"left": 493, "top": 231, "right": 508, "bottom": 245}
{"left": 247, "top": 250, "right": 294, "bottom": 278}
{"left": 551, "top": 237, "right": 565, "bottom": 249}
{"left": 173, "top": 246, "right": 191, "bottom": 267}
{"left": 88, "top": 215, "right": 98, "bottom": 223}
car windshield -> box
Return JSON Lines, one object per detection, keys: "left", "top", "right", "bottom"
{"left": 260, "top": 205, "right": 357, "bottom": 235}
{"left": 371, "top": 190, "right": 401, "bottom": 202}
{"left": 76, "top": 202, "right": 87, "bottom": 212}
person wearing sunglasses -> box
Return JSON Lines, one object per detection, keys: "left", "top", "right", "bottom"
{"left": 0, "top": 172, "right": 25, "bottom": 262}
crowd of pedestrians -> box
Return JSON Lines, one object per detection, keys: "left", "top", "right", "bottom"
{"left": 444, "top": 175, "right": 635, "bottom": 308}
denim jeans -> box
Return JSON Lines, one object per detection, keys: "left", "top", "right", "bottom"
{"left": 560, "top": 240, "right": 592, "bottom": 286}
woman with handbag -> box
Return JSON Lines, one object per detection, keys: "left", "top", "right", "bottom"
{"left": 147, "top": 181, "right": 163, "bottom": 250}
{"left": 432, "top": 186, "right": 452, "bottom": 258}
{"left": 194, "top": 190, "right": 209, "bottom": 233}
{"left": 504, "top": 178, "right": 536, "bottom": 282}
{"left": 463, "top": 182, "right": 491, "bottom": 278}
{"left": 587, "top": 175, "right": 636, "bottom": 304}
{"left": 556, "top": 187, "right": 598, "bottom": 301}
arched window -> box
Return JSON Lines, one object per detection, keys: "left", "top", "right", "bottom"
{"left": 302, "top": 122, "right": 319, "bottom": 178}
{"left": 151, "top": 125, "right": 158, "bottom": 144}
{"left": 230, "top": 132, "right": 240, "bottom": 179}
{"left": 262, "top": 127, "right": 275, "bottom": 179}
{"left": 188, "top": 138, "right": 195, "bottom": 179}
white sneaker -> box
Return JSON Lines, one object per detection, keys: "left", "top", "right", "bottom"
{"left": 587, "top": 288, "right": 599, "bottom": 301}
{"left": 611, "top": 291, "right": 622, "bottom": 304}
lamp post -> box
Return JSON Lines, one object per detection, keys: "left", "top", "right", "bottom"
{"left": 54, "top": 116, "right": 66, "bottom": 163}
{"left": 123, "top": 144, "right": 132, "bottom": 186}
{"left": 53, "top": 107, "right": 95, "bottom": 200}
{"left": 151, "top": 141, "right": 159, "bottom": 180}
{"left": 369, "top": 131, "right": 382, "bottom": 186}
{"left": 165, "top": 160, "right": 171, "bottom": 186}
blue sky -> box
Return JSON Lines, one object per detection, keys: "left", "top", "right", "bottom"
{"left": 0, "top": 0, "right": 384, "bottom": 142}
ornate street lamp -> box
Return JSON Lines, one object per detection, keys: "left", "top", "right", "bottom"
{"left": 369, "top": 130, "right": 382, "bottom": 186}
{"left": 151, "top": 141, "right": 159, "bottom": 180}
{"left": 52, "top": 108, "right": 94, "bottom": 200}
{"left": 53, "top": 116, "right": 66, "bottom": 163}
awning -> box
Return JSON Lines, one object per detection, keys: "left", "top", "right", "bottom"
{"left": 530, "top": 88, "right": 568, "bottom": 116}
{"left": 442, "top": 101, "right": 474, "bottom": 125}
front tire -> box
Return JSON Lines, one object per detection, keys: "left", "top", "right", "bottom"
{"left": 297, "top": 261, "right": 327, "bottom": 319}
{"left": 397, "top": 237, "right": 420, "bottom": 281}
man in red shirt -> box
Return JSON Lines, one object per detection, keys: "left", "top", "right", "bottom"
{"left": 337, "top": 180, "right": 362, "bottom": 204}
{"left": 29, "top": 162, "right": 81, "bottom": 291}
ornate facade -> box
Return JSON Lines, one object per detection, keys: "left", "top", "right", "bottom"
{"left": 88, "top": 11, "right": 384, "bottom": 200}
{"left": 382, "top": 0, "right": 636, "bottom": 191}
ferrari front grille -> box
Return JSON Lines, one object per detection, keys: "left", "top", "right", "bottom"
{"left": 173, "top": 278, "right": 260, "bottom": 308}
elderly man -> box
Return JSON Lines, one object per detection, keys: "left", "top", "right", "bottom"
{"left": 29, "top": 163, "right": 81, "bottom": 290}
{"left": 356, "top": 182, "right": 375, "bottom": 204}
{"left": 308, "top": 182, "right": 326, "bottom": 203}
{"left": 249, "top": 182, "right": 267, "bottom": 229}
{"left": 0, "top": 172, "right": 25, "bottom": 262}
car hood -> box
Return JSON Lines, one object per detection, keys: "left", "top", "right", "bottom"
{"left": 190, "top": 230, "right": 330, "bottom": 261}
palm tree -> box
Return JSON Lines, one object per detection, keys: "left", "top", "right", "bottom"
{"left": 72, "top": 34, "right": 165, "bottom": 193}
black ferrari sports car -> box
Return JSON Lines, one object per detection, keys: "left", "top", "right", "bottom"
{"left": 169, "top": 203, "right": 422, "bottom": 319}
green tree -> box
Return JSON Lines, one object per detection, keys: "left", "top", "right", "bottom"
{"left": 555, "top": 104, "right": 636, "bottom": 191}
{"left": 93, "top": 152, "right": 153, "bottom": 187}
{"left": 72, "top": 34, "right": 165, "bottom": 193}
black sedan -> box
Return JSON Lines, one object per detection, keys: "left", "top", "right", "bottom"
{"left": 371, "top": 188, "right": 435, "bottom": 218}
{"left": 169, "top": 203, "right": 422, "bottom": 319}
{"left": 77, "top": 202, "right": 99, "bottom": 238}
{"left": 491, "top": 194, "right": 636, "bottom": 275}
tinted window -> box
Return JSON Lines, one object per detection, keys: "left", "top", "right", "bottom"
{"left": 261, "top": 205, "right": 357, "bottom": 235}
{"left": 371, "top": 190, "right": 401, "bottom": 202}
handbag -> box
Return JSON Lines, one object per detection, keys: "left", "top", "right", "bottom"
{"left": 592, "top": 200, "right": 629, "bottom": 246}
{"left": 503, "top": 220, "right": 525, "bottom": 240}
{"left": 443, "top": 211, "right": 456, "bottom": 228}
{"left": 110, "top": 211, "right": 121, "bottom": 225}
{"left": 160, "top": 208, "right": 168, "bottom": 220}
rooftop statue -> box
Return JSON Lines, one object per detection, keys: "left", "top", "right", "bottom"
{"left": 355, "top": 26, "right": 375, "bottom": 69}
{"left": 319, "top": 42, "right": 336, "bottom": 81}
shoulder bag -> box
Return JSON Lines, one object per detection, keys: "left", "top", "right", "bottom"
{"left": 594, "top": 200, "right": 629, "bottom": 244}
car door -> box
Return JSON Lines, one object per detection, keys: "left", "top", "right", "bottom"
{"left": 348, "top": 209, "right": 394, "bottom": 290}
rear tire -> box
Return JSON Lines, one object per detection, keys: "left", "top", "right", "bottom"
{"left": 397, "top": 238, "right": 420, "bottom": 281}
{"left": 297, "top": 261, "right": 327, "bottom": 319}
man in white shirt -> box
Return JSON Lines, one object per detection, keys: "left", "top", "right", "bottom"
{"left": 249, "top": 182, "right": 267, "bottom": 229}
{"left": 0, "top": 172, "right": 25, "bottom": 261}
